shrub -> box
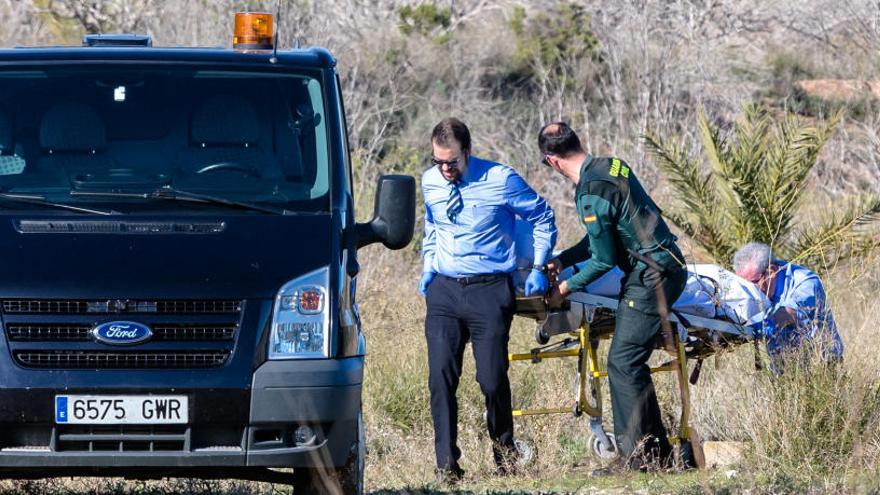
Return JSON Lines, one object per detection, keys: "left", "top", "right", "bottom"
{"left": 644, "top": 104, "right": 880, "bottom": 268}
{"left": 766, "top": 49, "right": 817, "bottom": 100}
{"left": 509, "top": 3, "right": 600, "bottom": 77}
{"left": 485, "top": 3, "right": 601, "bottom": 96}
{"left": 744, "top": 349, "right": 880, "bottom": 482}
{"left": 398, "top": 3, "right": 451, "bottom": 43}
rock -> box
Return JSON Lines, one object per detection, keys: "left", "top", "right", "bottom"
{"left": 794, "top": 79, "right": 880, "bottom": 102}
{"left": 702, "top": 441, "right": 746, "bottom": 468}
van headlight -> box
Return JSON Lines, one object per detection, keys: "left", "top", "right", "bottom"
{"left": 269, "top": 266, "right": 330, "bottom": 359}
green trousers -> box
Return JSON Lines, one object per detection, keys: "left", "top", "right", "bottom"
{"left": 607, "top": 252, "right": 687, "bottom": 464}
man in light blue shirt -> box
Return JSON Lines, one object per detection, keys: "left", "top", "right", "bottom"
{"left": 733, "top": 242, "right": 844, "bottom": 370}
{"left": 419, "top": 117, "right": 556, "bottom": 481}
{"left": 420, "top": 149, "right": 556, "bottom": 282}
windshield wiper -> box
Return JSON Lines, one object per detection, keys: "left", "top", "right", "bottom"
{"left": 71, "top": 186, "right": 287, "bottom": 215}
{"left": 0, "top": 193, "right": 118, "bottom": 215}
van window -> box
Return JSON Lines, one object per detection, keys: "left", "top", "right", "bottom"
{"left": 0, "top": 66, "right": 331, "bottom": 213}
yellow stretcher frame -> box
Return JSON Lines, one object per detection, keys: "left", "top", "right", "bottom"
{"left": 509, "top": 291, "right": 756, "bottom": 468}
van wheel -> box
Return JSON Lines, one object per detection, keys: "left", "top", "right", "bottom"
{"left": 293, "top": 411, "right": 365, "bottom": 494}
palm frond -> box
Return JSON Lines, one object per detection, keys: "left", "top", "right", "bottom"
{"left": 761, "top": 110, "right": 842, "bottom": 243}
{"left": 696, "top": 108, "right": 747, "bottom": 239}
{"left": 718, "top": 105, "right": 777, "bottom": 243}
{"left": 734, "top": 106, "right": 772, "bottom": 237}
{"left": 643, "top": 130, "right": 736, "bottom": 262}
{"left": 642, "top": 131, "right": 714, "bottom": 214}
{"left": 697, "top": 107, "right": 728, "bottom": 181}
{"left": 785, "top": 195, "right": 880, "bottom": 267}
{"left": 665, "top": 209, "right": 734, "bottom": 263}
{"left": 730, "top": 104, "right": 772, "bottom": 180}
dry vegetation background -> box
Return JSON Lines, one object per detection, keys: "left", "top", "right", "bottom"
{"left": 1, "top": 0, "right": 880, "bottom": 493}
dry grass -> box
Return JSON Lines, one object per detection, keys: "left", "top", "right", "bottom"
{"left": 356, "top": 255, "right": 880, "bottom": 493}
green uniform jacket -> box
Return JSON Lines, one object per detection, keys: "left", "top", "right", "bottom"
{"left": 558, "top": 156, "right": 679, "bottom": 293}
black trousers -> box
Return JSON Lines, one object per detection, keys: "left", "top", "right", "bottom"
{"left": 424, "top": 274, "right": 516, "bottom": 470}
{"left": 607, "top": 255, "right": 687, "bottom": 464}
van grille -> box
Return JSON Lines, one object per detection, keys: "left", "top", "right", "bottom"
{"left": 152, "top": 325, "right": 237, "bottom": 341}
{"left": 1, "top": 424, "right": 247, "bottom": 453}
{"left": 6, "top": 324, "right": 237, "bottom": 342}
{"left": 56, "top": 425, "right": 189, "bottom": 452}
{"left": 1, "top": 299, "right": 241, "bottom": 315}
{"left": 6, "top": 324, "right": 88, "bottom": 341}
{"left": 2, "top": 298, "right": 243, "bottom": 370}
{"left": 13, "top": 351, "right": 230, "bottom": 369}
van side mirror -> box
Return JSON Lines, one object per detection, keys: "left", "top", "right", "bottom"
{"left": 356, "top": 174, "right": 415, "bottom": 250}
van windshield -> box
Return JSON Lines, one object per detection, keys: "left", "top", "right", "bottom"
{"left": 0, "top": 65, "right": 331, "bottom": 213}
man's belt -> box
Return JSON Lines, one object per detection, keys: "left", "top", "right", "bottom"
{"left": 440, "top": 273, "right": 509, "bottom": 286}
{"left": 627, "top": 248, "right": 671, "bottom": 274}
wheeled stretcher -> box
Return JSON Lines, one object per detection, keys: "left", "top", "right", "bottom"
{"left": 512, "top": 274, "right": 761, "bottom": 467}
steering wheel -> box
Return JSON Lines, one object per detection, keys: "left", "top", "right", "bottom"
{"left": 195, "top": 162, "right": 261, "bottom": 178}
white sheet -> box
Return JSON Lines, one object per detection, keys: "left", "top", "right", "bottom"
{"left": 513, "top": 220, "right": 768, "bottom": 325}
{"left": 556, "top": 263, "right": 769, "bottom": 325}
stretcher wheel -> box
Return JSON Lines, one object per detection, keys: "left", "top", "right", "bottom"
{"left": 515, "top": 437, "right": 536, "bottom": 467}
{"left": 588, "top": 432, "right": 618, "bottom": 461}
{"left": 535, "top": 325, "right": 549, "bottom": 345}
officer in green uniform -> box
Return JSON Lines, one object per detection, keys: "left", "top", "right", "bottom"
{"left": 538, "top": 122, "right": 687, "bottom": 469}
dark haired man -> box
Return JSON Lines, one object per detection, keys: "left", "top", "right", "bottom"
{"left": 421, "top": 117, "right": 557, "bottom": 480}
{"left": 538, "top": 122, "right": 686, "bottom": 471}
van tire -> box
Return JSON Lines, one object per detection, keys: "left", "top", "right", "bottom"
{"left": 293, "top": 411, "right": 365, "bottom": 494}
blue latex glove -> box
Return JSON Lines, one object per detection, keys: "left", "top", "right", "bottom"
{"left": 523, "top": 268, "right": 549, "bottom": 296}
{"left": 748, "top": 319, "right": 777, "bottom": 340}
{"left": 747, "top": 322, "right": 765, "bottom": 340}
{"left": 418, "top": 271, "right": 437, "bottom": 297}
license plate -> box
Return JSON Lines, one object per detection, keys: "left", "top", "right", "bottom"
{"left": 55, "top": 395, "right": 188, "bottom": 424}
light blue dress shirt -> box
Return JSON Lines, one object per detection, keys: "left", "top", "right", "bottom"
{"left": 421, "top": 156, "right": 557, "bottom": 278}
{"left": 762, "top": 261, "right": 844, "bottom": 359}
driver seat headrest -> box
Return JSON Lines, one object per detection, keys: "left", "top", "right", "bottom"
{"left": 40, "top": 103, "right": 107, "bottom": 154}
{"left": 191, "top": 95, "right": 261, "bottom": 147}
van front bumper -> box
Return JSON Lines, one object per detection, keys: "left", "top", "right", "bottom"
{"left": 0, "top": 356, "right": 363, "bottom": 477}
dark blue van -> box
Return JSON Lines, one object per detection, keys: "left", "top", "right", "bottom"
{"left": 0, "top": 25, "right": 414, "bottom": 495}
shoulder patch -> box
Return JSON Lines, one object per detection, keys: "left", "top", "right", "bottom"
{"left": 608, "top": 158, "right": 631, "bottom": 178}
{"left": 609, "top": 158, "right": 621, "bottom": 177}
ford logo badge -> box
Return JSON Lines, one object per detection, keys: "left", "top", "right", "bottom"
{"left": 92, "top": 321, "right": 153, "bottom": 345}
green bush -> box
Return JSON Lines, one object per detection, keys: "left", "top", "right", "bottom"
{"left": 509, "top": 3, "right": 600, "bottom": 75}
{"left": 644, "top": 104, "right": 880, "bottom": 268}
{"left": 398, "top": 3, "right": 451, "bottom": 43}
{"left": 766, "top": 49, "right": 817, "bottom": 98}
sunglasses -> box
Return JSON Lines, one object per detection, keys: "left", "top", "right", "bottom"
{"left": 432, "top": 156, "right": 462, "bottom": 168}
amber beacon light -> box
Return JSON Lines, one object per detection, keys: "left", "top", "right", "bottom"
{"left": 233, "top": 12, "right": 274, "bottom": 50}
